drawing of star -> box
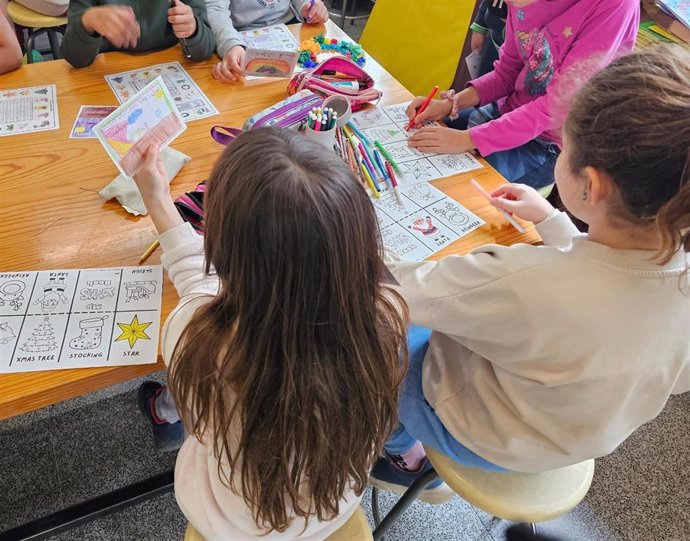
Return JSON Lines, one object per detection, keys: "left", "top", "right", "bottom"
{"left": 402, "top": 161, "right": 434, "bottom": 180}
{"left": 563, "top": 26, "right": 573, "bottom": 38}
{"left": 115, "top": 315, "right": 152, "bottom": 349}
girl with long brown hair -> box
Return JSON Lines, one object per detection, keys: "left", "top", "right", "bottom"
{"left": 371, "top": 46, "right": 690, "bottom": 494}
{"left": 132, "top": 128, "right": 409, "bottom": 539}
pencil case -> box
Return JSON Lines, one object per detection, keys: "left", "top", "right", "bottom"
{"left": 174, "top": 182, "right": 206, "bottom": 233}
{"left": 210, "top": 89, "right": 323, "bottom": 146}
{"left": 287, "top": 57, "right": 382, "bottom": 112}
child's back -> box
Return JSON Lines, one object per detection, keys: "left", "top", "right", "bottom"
{"left": 134, "top": 128, "right": 407, "bottom": 539}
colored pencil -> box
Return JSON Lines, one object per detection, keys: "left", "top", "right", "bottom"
{"left": 469, "top": 178, "right": 526, "bottom": 233}
{"left": 139, "top": 239, "right": 159, "bottom": 264}
{"left": 307, "top": 0, "right": 315, "bottom": 22}
{"left": 385, "top": 161, "right": 405, "bottom": 207}
{"left": 406, "top": 85, "right": 439, "bottom": 131}
{"left": 374, "top": 140, "right": 403, "bottom": 175}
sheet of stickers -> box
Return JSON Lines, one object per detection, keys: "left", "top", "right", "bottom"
{"left": 105, "top": 62, "right": 218, "bottom": 121}
{"left": 0, "top": 266, "right": 163, "bottom": 373}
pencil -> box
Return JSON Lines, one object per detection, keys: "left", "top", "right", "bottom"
{"left": 374, "top": 140, "right": 403, "bottom": 176}
{"left": 139, "top": 239, "right": 160, "bottom": 264}
{"left": 469, "top": 178, "right": 526, "bottom": 234}
{"left": 406, "top": 85, "right": 439, "bottom": 131}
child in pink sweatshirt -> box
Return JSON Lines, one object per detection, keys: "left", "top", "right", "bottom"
{"left": 406, "top": 0, "right": 639, "bottom": 189}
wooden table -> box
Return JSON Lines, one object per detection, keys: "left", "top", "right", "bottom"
{"left": 0, "top": 21, "right": 539, "bottom": 421}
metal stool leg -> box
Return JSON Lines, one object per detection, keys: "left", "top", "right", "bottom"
{"left": 339, "top": 0, "right": 349, "bottom": 28}
{"left": 372, "top": 467, "right": 440, "bottom": 541}
{"left": 47, "top": 29, "right": 61, "bottom": 59}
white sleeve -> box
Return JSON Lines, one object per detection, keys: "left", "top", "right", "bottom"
{"left": 535, "top": 210, "right": 581, "bottom": 250}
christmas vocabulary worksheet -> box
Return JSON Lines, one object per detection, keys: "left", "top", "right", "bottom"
{"left": 0, "top": 266, "right": 163, "bottom": 373}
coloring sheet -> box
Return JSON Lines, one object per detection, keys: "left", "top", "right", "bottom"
{"left": 240, "top": 24, "right": 299, "bottom": 52}
{"left": 70, "top": 105, "right": 117, "bottom": 139}
{"left": 374, "top": 183, "right": 484, "bottom": 261}
{"left": 105, "top": 62, "right": 218, "bottom": 121}
{"left": 0, "top": 266, "right": 163, "bottom": 373}
{"left": 94, "top": 77, "right": 186, "bottom": 178}
{"left": 0, "top": 85, "right": 59, "bottom": 137}
{"left": 244, "top": 48, "right": 299, "bottom": 78}
{"left": 351, "top": 102, "right": 483, "bottom": 185}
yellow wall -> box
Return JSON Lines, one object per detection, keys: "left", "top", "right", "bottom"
{"left": 360, "top": 0, "right": 475, "bottom": 96}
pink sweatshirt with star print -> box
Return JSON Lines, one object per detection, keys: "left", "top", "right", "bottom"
{"left": 468, "top": 0, "right": 639, "bottom": 157}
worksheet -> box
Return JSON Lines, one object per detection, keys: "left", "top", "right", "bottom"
{"left": 351, "top": 102, "right": 484, "bottom": 185}
{"left": 94, "top": 77, "right": 186, "bottom": 177}
{"left": 0, "top": 266, "right": 163, "bottom": 373}
{"left": 0, "top": 85, "right": 59, "bottom": 137}
{"left": 105, "top": 62, "right": 218, "bottom": 121}
{"left": 374, "top": 182, "right": 484, "bottom": 261}
{"left": 240, "top": 24, "right": 299, "bottom": 52}
{"left": 244, "top": 48, "right": 299, "bottom": 78}
{"left": 69, "top": 105, "right": 117, "bottom": 139}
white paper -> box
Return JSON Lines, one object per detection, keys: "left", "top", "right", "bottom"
{"left": 465, "top": 49, "right": 481, "bottom": 80}
{"left": 240, "top": 24, "right": 299, "bottom": 52}
{"left": 0, "top": 85, "right": 59, "bottom": 137}
{"left": 105, "top": 62, "right": 218, "bottom": 121}
{"left": 0, "top": 266, "right": 163, "bottom": 373}
{"left": 351, "top": 101, "right": 484, "bottom": 185}
{"left": 374, "top": 183, "right": 484, "bottom": 261}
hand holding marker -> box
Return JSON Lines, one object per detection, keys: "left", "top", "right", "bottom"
{"left": 406, "top": 85, "right": 439, "bottom": 131}
{"left": 470, "top": 178, "right": 525, "bottom": 233}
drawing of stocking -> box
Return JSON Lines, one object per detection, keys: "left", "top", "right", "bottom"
{"left": 70, "top": 316, "right": 109, "bottom": 350}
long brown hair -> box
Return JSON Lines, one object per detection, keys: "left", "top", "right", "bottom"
{"left": 564, "top": 46, "right": 690, "bottom": 265}
{"left": 168, "top": 127, "right": 408, "bottom": 532}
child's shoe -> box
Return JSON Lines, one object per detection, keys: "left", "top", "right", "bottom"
{"left": 137, "top": 381, "right": 184, "bottom": 452}
{"left": 369, "top": 452, "right": 455, "bottom": 504}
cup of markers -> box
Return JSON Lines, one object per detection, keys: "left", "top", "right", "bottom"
{"left": 304, "top": 106, "right": 338, "bottom": 149}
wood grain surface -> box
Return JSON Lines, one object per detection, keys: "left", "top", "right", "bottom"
{"left": 0, "top": 22, "right": 540, "bottom": 419}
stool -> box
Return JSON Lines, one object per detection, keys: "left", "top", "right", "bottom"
{"left": 183, "top": 506, "right": 373, "bottom": 541}
{"left": 371, "top": 446, "right": 594, "bottom": 540}
{"left": 7, "top": 0, "right": 67, "bottom": 63}
{"left": 328, "top": 0, "right": 373, "bottom": 29}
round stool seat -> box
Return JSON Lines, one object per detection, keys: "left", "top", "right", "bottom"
{"left": 424, "top": 446, "right": 594, "bottom": 523}
{"left": 7, "top": 1, "right": 67, "bottom": 28}
{"left": 184, "top": 507, "right": 372, "bottom": 541}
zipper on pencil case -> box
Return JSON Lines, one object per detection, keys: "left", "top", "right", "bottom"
{"left": 254, "top": 95, "right": 323, "bottom": 128}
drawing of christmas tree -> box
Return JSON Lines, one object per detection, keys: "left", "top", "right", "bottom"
{"left": 21, "top": 317, "right": 58, "bottom": 353}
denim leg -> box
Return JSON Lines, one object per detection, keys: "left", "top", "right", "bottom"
{"left": 154, "top": 387, "right": 181, "bottom": 424}
{"left": 385, "top": 326, "right": 506, "bottom": 471}
{"left": 484, "top": 140, "right": 560, "bottom": 188}
{"left": 445, "top": 102, "right": 500, "bottom": 132}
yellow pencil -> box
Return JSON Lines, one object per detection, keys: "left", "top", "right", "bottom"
{"left": 139, "top": 239, "right": 160, "bottom": 264}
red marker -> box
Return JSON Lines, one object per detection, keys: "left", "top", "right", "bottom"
{"left": 406, "top": 85, "right": 439, "bottom": 131}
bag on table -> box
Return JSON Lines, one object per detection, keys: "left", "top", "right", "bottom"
{"left": 287, "top": 57, "right": 382, "bottom": 112}
{"left": 210, "top": 89, "right": 323, "bottom": 146}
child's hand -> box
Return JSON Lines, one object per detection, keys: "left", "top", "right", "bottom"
{"left": 302, "top": 0, "right": 329, "bottom": 24}
{"left": 133, "top": 144, "right": 170, "bottom": 205}
{"left": 213, "top": 46, "right": 245, "bottom": 83}
{"left": 82, "top": 5, "right": 140, "bottom": 48}
{"left": 168, "top": 0, "right": 197, "bottom": 39}
{"left": 405, "top": 98, "right": 453, "bottom": 126}
{"left": 490, "top": 184, "right": 555, "bottom": 224}
{"left": 408, "top": 127, "right": 474, "bottom": 154}
{"left": 471, "top": 31, "right": 485, "bottom": 52}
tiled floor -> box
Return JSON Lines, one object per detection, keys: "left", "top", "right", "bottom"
{"left": 6, "top": 5, "right": 690, "bottom": 541}
{"left": 1, "top": 373, "right": 688, "bottom": 541}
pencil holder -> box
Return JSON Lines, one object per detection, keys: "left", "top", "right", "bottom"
{"left": 304, "top": 124, "right": 337, "bottom": 149}
{"left": 322, "top": 95, "right": 352, "bottom": 128}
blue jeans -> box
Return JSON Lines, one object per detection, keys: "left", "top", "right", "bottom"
{"left": 446, "top": 103, "right": 560, "bottom": 189}
{"left": 385, "top": 326, "right": 507, "bottom": 471}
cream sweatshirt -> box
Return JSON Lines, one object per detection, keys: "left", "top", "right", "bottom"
{"left": 388, "top": 211, "right": 690, "bottom": 472}
{"left": 159, "top": 222, "right": 358, "bottom": 541}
